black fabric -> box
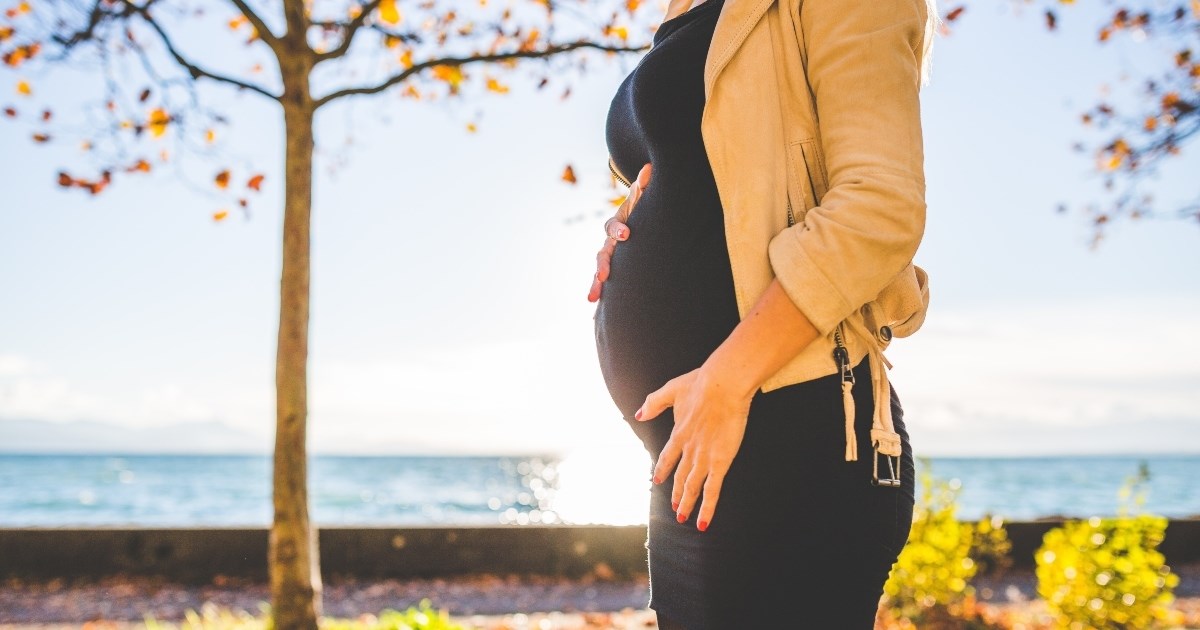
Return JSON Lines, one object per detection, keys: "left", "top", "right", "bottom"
{"left": 592, "top": 1, "right": 916, "bottom": 627}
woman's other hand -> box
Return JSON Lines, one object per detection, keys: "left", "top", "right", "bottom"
{"left": 633, "top": 364, "right": 754, "bottom": 532}
{"left": 587, "top": 162, "right": 652, "bottom": 303}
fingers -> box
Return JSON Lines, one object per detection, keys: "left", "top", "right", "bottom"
{"left": 695, "top": 469, "right": 725, "bottom": 532}
{"left": 653, "top": 435, "right": 683, "bottom": 486}
{"left": 596, "top": 237, "right": 616, "bottom": 282}
{"left": 587, "top": 230, "right": 620, "bottom": 302}
{"left": 635, "top": 162, "right": 652, "bottom": 189}
{"left": 587, "top": 272, "right": 603, "bottom": 302}
{"left": 615, "top": 162, "right": 651, "bottom": 224}
{"left": 669, "top": 453, "right": 726, "bottom": 532}
{"left": 672, "top": 450, "right": 699, "bottom": 517}
{"left": 634, "top": 376, "right": 677, "bottom": 422}
{"left": 606, "top": 220, "right": 629, "bottom": 241}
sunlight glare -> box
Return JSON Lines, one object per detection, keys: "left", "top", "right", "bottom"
{"left": 552, "top": 445, "right": 651, "bottom": 525}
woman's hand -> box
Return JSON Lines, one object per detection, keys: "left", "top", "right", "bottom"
{"left": 634, "top": 363, "right": 755, "bottom": 532}
{"left": 587, "top": 162, "right": 652, "bottom": 303}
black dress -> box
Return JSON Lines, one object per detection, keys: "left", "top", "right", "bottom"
{"left": 593, "top": 0, "right": 918, "bottom": 628}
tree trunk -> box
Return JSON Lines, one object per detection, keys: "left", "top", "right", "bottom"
{"left": 270, "top": 66, "right": 321, "bottom": 628}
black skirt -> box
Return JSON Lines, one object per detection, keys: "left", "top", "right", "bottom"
{"left": 636, "top": 354, "right": 916, "bottom": 629}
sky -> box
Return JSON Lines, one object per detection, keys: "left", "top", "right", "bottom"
{"left": 1, "top": 0, "right": 1198, "bottom": 459}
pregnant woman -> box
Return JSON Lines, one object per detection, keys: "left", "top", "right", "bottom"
{"left": 588, "top": 0, "right": 937, "bottom": 627}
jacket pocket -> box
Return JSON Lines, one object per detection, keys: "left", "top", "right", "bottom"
{"left": 798, "top": 137, "right": 829, "bottom": 205}
{"left": 785, "top": 138, "right": 829, "bottom": 227}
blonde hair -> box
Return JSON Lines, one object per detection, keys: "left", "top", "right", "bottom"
{"left": 918, "top": 0, "right": 943, "bottom": 88}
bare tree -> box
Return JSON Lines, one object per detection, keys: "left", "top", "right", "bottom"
{"left": 0, "top": 0, "right": 647, "bottom": 626}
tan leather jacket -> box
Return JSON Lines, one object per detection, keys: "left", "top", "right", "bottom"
{"left": 605, "top": 0, "right": 931, "bottom": 467}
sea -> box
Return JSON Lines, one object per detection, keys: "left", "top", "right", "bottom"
{"left": 0, "top": 453, "right": 1196, "bottom": 527}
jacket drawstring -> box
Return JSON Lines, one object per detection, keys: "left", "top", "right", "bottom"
{"left": 838, "top": 316, "right": 901, "bottom": 463}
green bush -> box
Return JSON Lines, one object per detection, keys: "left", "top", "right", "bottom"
{"left": 143, "top": 599, "right": 470, "bottom": 630}
{"left": 1035, "top": 465, "right": 1180, "bottom": 630}
{"left": 882, "top": 460, "right": 1010, "bottom": 627}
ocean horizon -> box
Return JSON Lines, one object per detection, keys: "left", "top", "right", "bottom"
{"left": 1, "top": 452, "right": 1197, "bottom": 527}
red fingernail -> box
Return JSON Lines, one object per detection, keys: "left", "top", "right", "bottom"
{"left": 652, "top": 475, "right": 661, "bottom": 484}
{"left": 671, "top": 500, "right": 679, "bottom": 511}
{"left": 698, "top": 520, "right": 708, "bottom": 532}
{"left": 676, "top": 511, "right": 687, "bottom": 523}
{"left": 634, "top": 408, "right": 643, "bottom": 421}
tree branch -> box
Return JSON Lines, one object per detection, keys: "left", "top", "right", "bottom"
{"left": 226, "top": 0, "right": 283, "bottom": 51}
{"left": 314, "top": 0, "right": 384, "bottom": 64}
{"left": 128, "top": 2, "right": 280, "bottom": 101}
{"left": 49, "top": 0, "right": 130, "bottom": 51}
{"left": 314, "top": 40, "right": 648, "bottom": 109}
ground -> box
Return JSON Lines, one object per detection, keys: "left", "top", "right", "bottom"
{"left": 1, "top": 565, "right": 1198, "bottom": 629}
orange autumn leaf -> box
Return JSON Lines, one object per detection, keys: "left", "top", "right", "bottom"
{"left": 205, "top": 128, "right": 216, "bottom": 144}
{"left": 4, "top": 1, "right": 28, "bottom": 18}
{"left": 561, "top": 164, "right": 576, "bottom": 184}
{"left": 486, "top": 77, "right": 509, "bottom": 94}
{"left": 228, "top": 15, "right": 248, "bottom": 30}
{"left": 466, "top": 122, "right": 477, "bottom": 133}
{"left": 15, "top": 79, "right": 30, "bottom": 96}
{"left": 945, "top": 5, "right": 965, "bottom": 22}
{"left": 213, "top": 210, "right": 230, "bottom": 221}
{"left": 147, "top": 107, "right": 171, "bottom": 138}
{"left": 0, "top": 26, "right": 13, "bottom": 42}
{"left": 399, "top": 49, "right": 413, "bottom": 68}
{"left": 3, "top": 106, "right": 15, "bottom": 117}
{"left": 432, "top": 64, "right": 464, "bottom": 91}
{"left": 608, "top": 195, "right": 626, "bottom": 207}
{"left": 246, "top": 174, "right": 264, "bottom": 191}
{"left": 1144, "top": 116, "right": 1158, "bottom": 131}
{"left": 127, "top": 159, "right": 152, "bottom": 173}
{"left": 605, "top": 25, "right": 628, "bottom": 41}
{"left": 379, "top": 0, "right": 401, "bottom": 24}
{"left": 31, "top": 132, "right": 49, "bottom": 142}
{"left": 214, "top": 169, "right": 231, "bottom": 189}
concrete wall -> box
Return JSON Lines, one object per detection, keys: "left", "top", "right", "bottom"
{"left": 1, "top": 521, "right": 1196, "bottom": 583}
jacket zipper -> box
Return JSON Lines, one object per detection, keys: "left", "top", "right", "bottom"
{"left": 608, "top": 156, "right": 632, "bottom": 188}
{"left": 832, "top": 323, "right": 853, "bottom": 385}
{"left": 786, "top": 198, "right": 795, "bottom": 227}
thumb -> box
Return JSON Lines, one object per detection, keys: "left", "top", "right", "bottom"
{"left": 635, "top": 378, "right": 677, "bottom": 422}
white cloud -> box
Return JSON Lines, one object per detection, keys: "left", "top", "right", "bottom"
{"left": 883, "top": 294, "right": 1200, "bottom": 454}
{"left": 3, "top": 294, "right": 1196, "bottom": 455}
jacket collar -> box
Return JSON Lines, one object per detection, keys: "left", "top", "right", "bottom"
{"left": 704, "top": 0, "right": 778, "bottom": 99}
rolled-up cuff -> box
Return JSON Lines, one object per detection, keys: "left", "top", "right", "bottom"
{"left": 767, "top": 228, "right": 854, "bottom": 338}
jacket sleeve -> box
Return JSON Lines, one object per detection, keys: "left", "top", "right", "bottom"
{"left": 766, "top": 0, "right": 929, "bottom": 338}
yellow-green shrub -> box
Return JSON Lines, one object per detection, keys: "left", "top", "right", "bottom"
{"left": 1035, "top": 467, "right": 1180, "bottom": 629}
{"left": 882, "top": 462, "right": 1010, "bottom": 627}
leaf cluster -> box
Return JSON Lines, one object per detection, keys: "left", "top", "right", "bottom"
{"left": 1035, "top": 470, "right": 1182, "bottom": 629}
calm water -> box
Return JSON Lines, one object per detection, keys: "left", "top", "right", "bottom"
{"left": 0, "top": 453, "right": 1196, "bottom": 527}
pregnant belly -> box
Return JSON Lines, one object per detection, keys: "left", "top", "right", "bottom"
{"left": 592, "top": 216, "right": 742, "bottom": 419}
